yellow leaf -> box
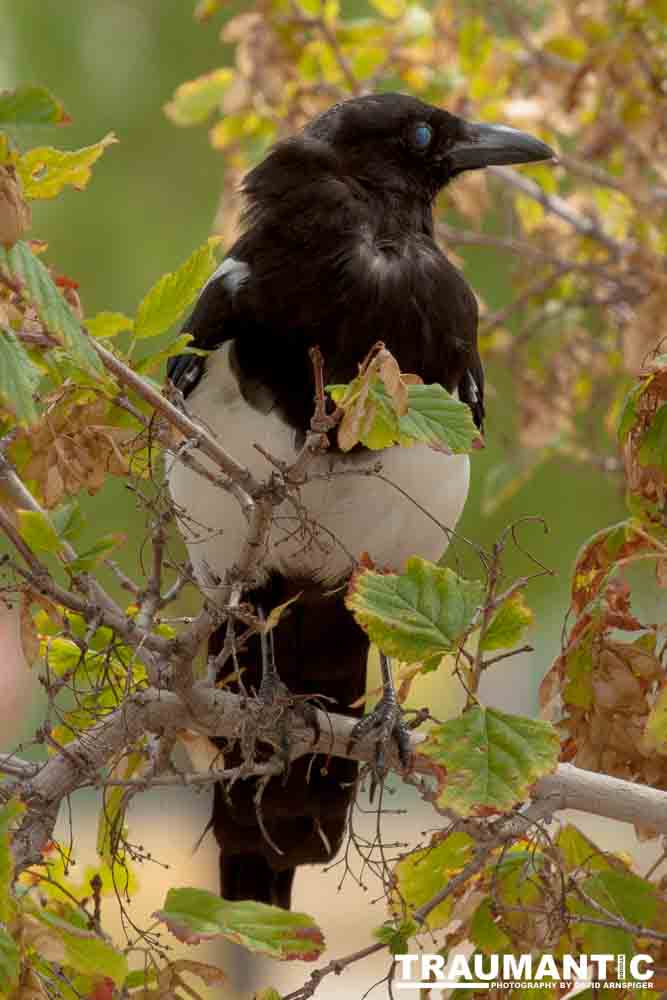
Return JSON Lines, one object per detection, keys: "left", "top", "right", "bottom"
{"left": 17, "top": 133, "right": 117, "bottom": 200}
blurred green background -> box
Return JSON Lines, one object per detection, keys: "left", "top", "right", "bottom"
{"left": 1, "top": 4, "right": 638, "bottom": 995}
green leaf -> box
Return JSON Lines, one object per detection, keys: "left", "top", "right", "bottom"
{"left": 0, "top": 328, "right": 39, "bottom": 424}
{"left": 0, "top": 926, "right": 19, "bottom": 992}
{"left": 470, "top": 898, "right": 511, "bottom": 952}
{"left": 0, "top": 241, "right": 102, "bottom": 374}
{"left": 639, "top": 403, "right": 667, "bottom": 473}
{"left": 0, "top": 800, "right": 24, "bottom": 922}
{"left": 392, "top": 833, "right": 473, "bottom": 930}
{"left": 134, "top": 238, "right": 222, "bottom": 340}
{"left": 17, "top": 509, "right": 62, "bottom": 554}
{"left": 393, "top": 383, "right": 479, "bottom": 453}
{"left": 556, "top": 824, "right": 612, "bottom": 873}
{"left": 85, "top": 311, "right": 134, "bottom": 339}
{"left": 582, "top": 869, "right": 657, "bottom": 926}
{"left": 17, "top": 133, "right": 117, "bottom": 200}
{"left": 134, "top": 332, "right": 196, "bottom": 375}
{"left": 480, "top": 590, "right": 533, "bottom": 652}
{"left": 124, "top": 967, "right": 159, "bottom": 989}
{"left": 328, "top": 378, "right": 479, "bottom": 455}
{"left": 156, "top": 888, "right": 325, "bottom": 961}
{"left": 254, "top": 990, "right": 283, "bottom": 1000}
{"left": 44, "top": 637, "right": 82, "bottom": 676}
{"left": 66, "top": 533, "right": 125, "bottom": 574}
{"left": 26, "top": 905, "right": 128, "bottom": 986}
{"left": 165, "top": 69, "right": 233, "bottom": 126}
{"left": 346, "top": 557, "right": 483, "bottom": 664}
{"left": 0, "top": 84, "right": 68, "bottom": 126}
{"left": 373, "top": 918, "right": 416, "bottom": 955}
{"left": 51, "top": 502, "right": 86, "bottom": 542}
{"left": 418, "top": 707, "right": 560, "bottom": 816}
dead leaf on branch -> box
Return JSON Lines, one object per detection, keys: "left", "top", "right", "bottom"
{"left": 0, "top": 165, "right": 31, "bottom": 247}
{"left": 14, "top": 396, "right": 146, "bottom": 507}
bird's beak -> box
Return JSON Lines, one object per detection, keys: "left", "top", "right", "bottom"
{"left": 448, "top": 122, "right": 555, "bottom": 171}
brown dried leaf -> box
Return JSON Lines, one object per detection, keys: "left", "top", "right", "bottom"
{"left": 0, "top": 165, "right": 31, "bottom": 247}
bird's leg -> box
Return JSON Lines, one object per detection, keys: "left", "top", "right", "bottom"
{"left": 257, "top": 606, "right": 289, "bottom": 706}
{"left": 349, "top": 653, "right": 411, "bottom": 789}
{"left": 254, "top": 606, "right": 293, "bottom": 774}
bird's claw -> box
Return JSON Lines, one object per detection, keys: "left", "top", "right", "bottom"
{"left": 348, "top": 696, "right": 411, "bottom": 796}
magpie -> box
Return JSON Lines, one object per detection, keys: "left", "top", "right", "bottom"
{"left": 166, "top": 93, "right": 553, "bottom": 909}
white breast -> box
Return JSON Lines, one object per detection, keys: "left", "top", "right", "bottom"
{"left": 167, "top": 344, "right": 470, "bottom": 597}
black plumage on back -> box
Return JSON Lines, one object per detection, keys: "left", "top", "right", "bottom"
{"left": 167, "top": 93, "right": 552, "bottom": 908}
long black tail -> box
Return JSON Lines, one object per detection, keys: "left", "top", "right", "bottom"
{"left": 220, "top": 851, "right": 295, "bottom": 909}
{"left": 209, "top": 576, "right": 368, "bottom": 909}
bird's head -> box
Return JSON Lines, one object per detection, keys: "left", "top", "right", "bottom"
{"left": 303, "top": 92, "right": 554, "bottom": 200}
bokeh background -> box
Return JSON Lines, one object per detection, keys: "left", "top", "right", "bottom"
{"left": 1, "top": 1, "right": 656, "bottom": 997}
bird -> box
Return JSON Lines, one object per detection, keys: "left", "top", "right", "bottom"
{"left": 166, "top": 92, "right": 553, "bottom": 910}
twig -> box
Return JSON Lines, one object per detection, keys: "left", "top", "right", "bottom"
{"left": 488, "top": 165, "right": 634, "bottom": 257}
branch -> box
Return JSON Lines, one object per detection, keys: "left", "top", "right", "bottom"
{"left": 12, "top": 678, "right": 667, "bottom": 873}
{"left": 488, "top": 165, "right": 634, "bottom": 257}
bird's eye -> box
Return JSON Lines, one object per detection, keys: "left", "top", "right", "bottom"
{"left": 411, "top": 122, "right": 433, "bottom": 151}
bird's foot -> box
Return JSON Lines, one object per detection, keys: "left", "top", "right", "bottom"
{"left": 348, "top": 695, "right": 412, "bottom": 797}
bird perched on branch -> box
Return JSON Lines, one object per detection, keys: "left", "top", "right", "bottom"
{"left": 167, "top": 93, "right": 553, "bottom": 910}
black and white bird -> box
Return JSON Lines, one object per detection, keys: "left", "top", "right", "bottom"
{"left": 166, "top": 93, "right": 553, "bottom": 909}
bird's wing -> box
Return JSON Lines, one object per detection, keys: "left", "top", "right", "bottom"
{"left": 167, "top": 256, "right": 250, "bottom": 398}
{"left": 459, "top": 359, "right": 485, "bottom": 431}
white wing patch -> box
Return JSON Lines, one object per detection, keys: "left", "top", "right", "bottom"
{"left": 208, "top": 257, "right": 250, "bottom": 296}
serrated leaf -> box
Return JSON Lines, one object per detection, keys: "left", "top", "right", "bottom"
{"left": 26, "top": 905, "right": 128, "bottom": 986}
{"left": 17, "top": 134, "right": 117, "bottom": 200}
{"left": 165, "top": 69, "right": 233, "bottom": 126}
{"left": 0, "top": 85, "right": 68, "bottom": 126}
{"left": 418, "top": 707, "right": 560, "bottom": 816}
{"left": 134, "top": 238, "right": 222, "bottom": 339}
{"left": 394, "top": 383, "right": 479, "bottom": 453}
{"left": 155, "top": 888, "right": 325, "bottom": 961}
{"left": 480, "top": 590, "right": 533, "bottom": 652}
{"left": 85, "top": 311, "right": 134, "bottom": 339}
{"left": 392, "top": 833, "right": 474, "bottom": 930}
{"left": 0, "top": 926, "right": 20, "bottom": 992}
{"left": 17, "top": 509, "right": 62, "bottom": 554}
{"left": 0, "top": 328, "right": 39, "bottom": 424}
{"left": 329, "top": 376, "right": 478, "bottom": 455}
{"left": 346, "top": 557, "right": 483, "bottom": 663}
{"left": 0, "top": 241, "right": 101, "bottom": 374}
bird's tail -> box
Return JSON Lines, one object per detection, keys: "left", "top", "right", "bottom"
{"left": 209, "top": 576, "right": 368, "bottom": 910}
{"left": 220, "top": 852, "right": 295, "bottom": 909}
